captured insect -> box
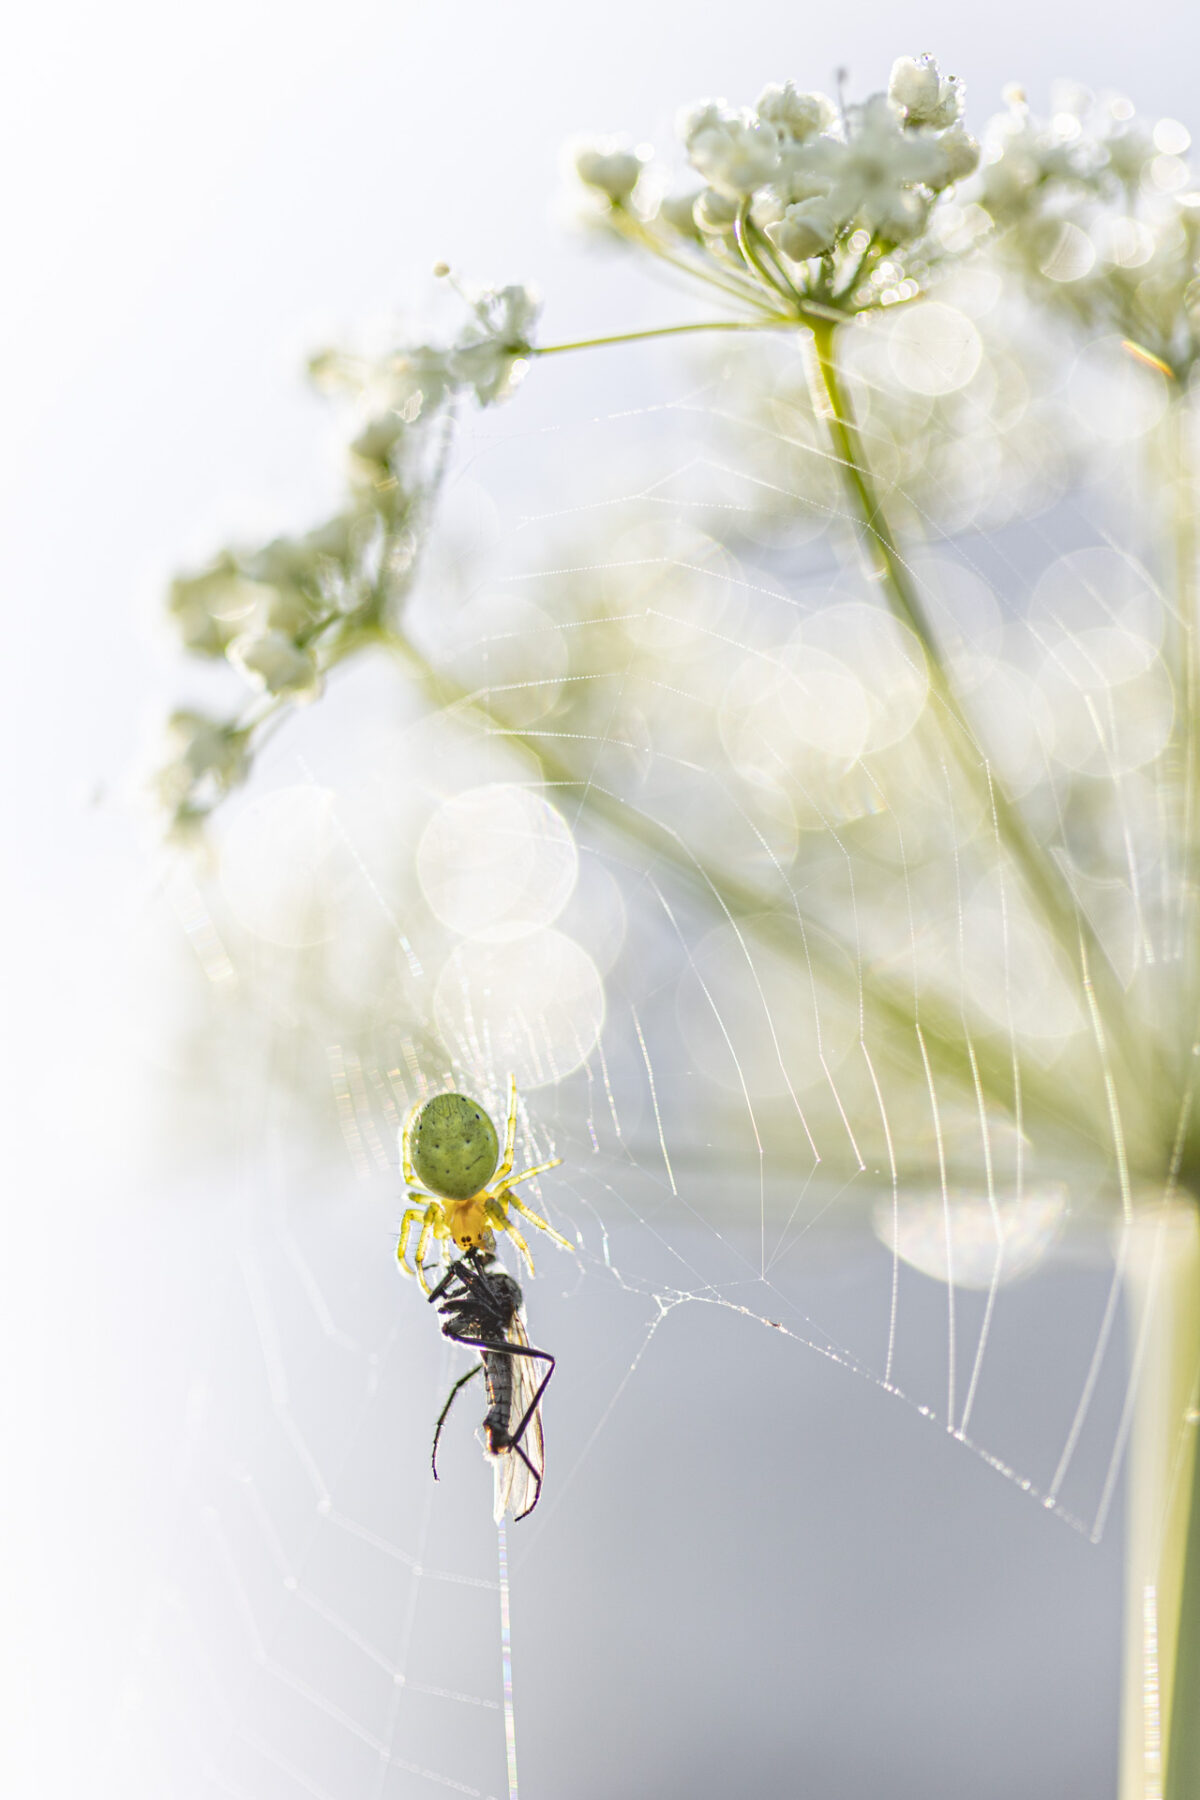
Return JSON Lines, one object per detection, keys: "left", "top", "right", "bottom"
{"left": 427, "top": 1249, "right": 554, "bottom": 1522}
{"left": 397, "top": 1076, "right": 573, "bottom": 1293}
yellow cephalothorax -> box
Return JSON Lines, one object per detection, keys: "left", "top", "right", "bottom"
{"left": 396, "top": 1077, "right": 572, "bottom": 1292}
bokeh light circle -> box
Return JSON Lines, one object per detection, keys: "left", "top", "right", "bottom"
{"left": 1035, "top": 626, "right": 1173, "bottom": 775}
{"left": 873, "top": 1184, "right": 1068, "bottom": 1287}
{"left": 887, "top": 301, "right": 982, "bottom": 396}
{"left": 417, "top": 784, "right": 579, "bottom": 942}
{"left": 434, "top": 929, "right": 606, "bottom": 1088}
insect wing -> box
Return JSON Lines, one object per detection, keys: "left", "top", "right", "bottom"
{"left": 490, "top": 1311, "right": 545, "bottom": 1523}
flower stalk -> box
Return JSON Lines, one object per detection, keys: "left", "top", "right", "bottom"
{"left": 1121, "top": 1201, "right": 1200, "bottom": 1800}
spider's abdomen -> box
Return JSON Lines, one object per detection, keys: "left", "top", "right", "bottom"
{"left": 411, "top": 1092, "right": 500, "bottom": 1199}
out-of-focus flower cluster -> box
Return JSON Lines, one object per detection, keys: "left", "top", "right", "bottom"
{"left": 153, "top": 281, "right": 540, "bottom": 833}
{"left": 977, "top": 83, "right": 1200, "bottom": 377}
{"left": 574, "top": 56, "right": 982, "bottom": 317}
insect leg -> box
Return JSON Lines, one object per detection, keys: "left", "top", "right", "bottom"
{"left": 431, "top": 1363, "right": 483, "bottom": 1479}
{"left": 508, "top": 1442, "right": 542, "bottom": 1520}
{"left": 503, "top": 1349, "right": 555, "bottom": 1454}
{"left": 426, "top": 1259, "right": 467, "bottom": 1307}
{"left": 443, "top": 1333, "right": 553, "bottom": 1453}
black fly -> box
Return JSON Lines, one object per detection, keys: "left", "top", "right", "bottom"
{"left": 427, "top": 1249, "right": 555, "bottom": 1521}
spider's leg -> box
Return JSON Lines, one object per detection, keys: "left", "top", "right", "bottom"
{"left": 493, "top": 1073, "right": 519, "bottom": 1184}
{"left": 485, "top": 1199, "right": 535, "bottom": 1276}
{"left": 396, "top": 1202, "right": 431, "bottom": 1278}
{"left": 400, "top": 1098, "right": 423, "bottom": 1185}
{"left": 412, "top": 1199, "right": 445, "bottom": 1295}
{"left": 505, "top": 1157, "right": 562, "bottom": 1187}
{"left": 431, "top": 1364, "right": 482, "bottom": 1479}
{"left": 502, "top": 1179, "right": 573, "bottom": 1252}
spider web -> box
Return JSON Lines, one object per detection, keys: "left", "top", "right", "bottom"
{"left": 120, "top": 299, "right": 1189, "bottom": 1797}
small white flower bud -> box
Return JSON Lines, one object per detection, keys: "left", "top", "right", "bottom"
{"left": 676, "top": 98, "right": 726, "bottom": 144}
{"left": 575, "top": 138, "right": 645, "bottom": 203}
{"left": 890, "top": 56, "right": 941, "bottom": 117}
{"left": 755, "top": 83, "right": 836, "bottom": 144}
{"left": 448, "top": 283, "right": 541, "bottom": 407}
{"left": 685, "top": 106, "right": 781, "bottom": 198}
{"left": 693, "top": 187, "right": 740, "bottom": 236}
{"left": 167, "top": 557, "right": 262, "bottom": 657}
{"left": 227, "top": 630, "right": 323, "bottom": 700}
{"left": 890, "top": 55, "right": 963, "bottom": 129}
{"left": 154, "top": 712, "right": 248, "bottom": 813}
{"left": 931, "top": 125, "right": 981, "bottom": 187}
{"left": 768, "top": 196, "right": 840, "bottom": 260}
{"left": 658, "top": 191, "right": 705, "bottom": 239}
{"left": 351, "top": 414, "right": 406, "bottom": 469}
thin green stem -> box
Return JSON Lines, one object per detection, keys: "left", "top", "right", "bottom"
{"left": 733, "top": 202, "right": 793, "bottom": 305}
{"left": 806, "top": 316, "right": 1151, "bottom": 1107}
{"left": 607, "top": 205, "right": 777, "bottom": 308}
{"left": 533, "top": 317, "right": 793, "bottom": 358}
{"left": 1167, "top": 392, "right": 1200, "bottom": 966}
{"left": 1167, "top": 1320, "right": 1200, "bottom": 1799}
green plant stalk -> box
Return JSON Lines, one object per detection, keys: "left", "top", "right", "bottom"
{"left": 1168, "top": 1335, "right": 1200, "bottom": 1800}
{"left": 1166, "top": 391, "right": 1200, "bottom": 1054}
{"left": 533, "top": 317, "right": 792, "bottom": 358}
{"left": 804, "top": 316, "right": 1152, "bottom": 1116}
{"left": 1120, "top": 1200, "right": 1200, "bottom": 1800}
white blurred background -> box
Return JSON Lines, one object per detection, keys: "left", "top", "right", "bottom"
{"left": 8, "top": 3, "right": 1200, "bottom": 1795}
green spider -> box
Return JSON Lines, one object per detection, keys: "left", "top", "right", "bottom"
{"left": 396, "top": 1076, "right": 573, "bottom": 1293}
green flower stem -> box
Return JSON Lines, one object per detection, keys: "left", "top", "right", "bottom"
{"left": 1167, "top": 392, "right": 1200, "bottom": 964}
{"left": 1169, "top": 1330, "right": 1200, "bottom": 1799}
{"left": 375, "top": 623, "right": 1113, "bottom": 1156}
{"left": 1122, "top": 1202, "right": 1200, "bottom": 1800}
{"left": 533, "top": 317, "right": 794, "bottom": 358}
{"left": 608, "top": 206, "right": 777, "bottom": 309}
{"left": 805, "top": 316, "right": 1151, "bottom": 1110}
{"left": 733, "top": 202, "right": 795, "bottom": 306}
{"left": 1162, "top": 383, "right": 1200, "bottom": 1800}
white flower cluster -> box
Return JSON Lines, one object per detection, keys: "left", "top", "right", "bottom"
{"left": 152, "top": 711, "right": 249, "bottom": 825}
{"left": 977, "top": 85, "right": 1200, "bottom": 376}
{"left": 156, "top": 274, "right": 540, "bottom": 831}
{"left": 577, "top": 57, "right": 980, "bottom": 315}
{"left": 446, "top": 283, "right": 541, "bottom": 405}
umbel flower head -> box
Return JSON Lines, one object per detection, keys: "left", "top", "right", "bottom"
{"left": 975, "top": 82, "right": 1200, "bottom": 378}
{"left": 151, "top": 268, "right": 543, "bottom": 834}
{"left": 577, "top": 54, "right": 981, "bottom": 320}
